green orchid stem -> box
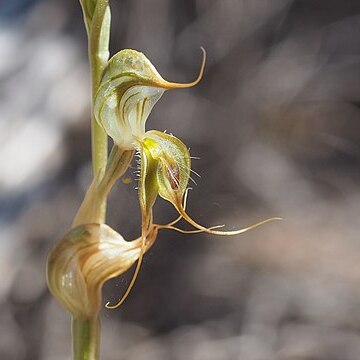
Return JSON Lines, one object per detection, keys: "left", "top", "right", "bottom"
{"left": 89, "top": 0, "right": 111, "bottom": 221}
{"left": 75, "top": 0, "right": 112, "bottom": 228}
{"left": 72, "top": 316, "right": 100, "bottom": 360}
{"left": 72, "top": 3, "right": 112, "bottom": 357}
{"left": 70, "top": 2, "right": 113, "bottom": 360}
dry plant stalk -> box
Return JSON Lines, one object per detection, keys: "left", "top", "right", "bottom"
{"left": 46, "top": 1, "right": 280, "bottom": 359}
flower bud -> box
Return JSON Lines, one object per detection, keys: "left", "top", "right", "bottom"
{"left": 79, "top": 0, "right": 97, "bottom": 21}
{"left": 79, "top": 0, "right": 110, "bottom": 37}
{"left": 46, "top": 223, "right": 156, "bottom": 319}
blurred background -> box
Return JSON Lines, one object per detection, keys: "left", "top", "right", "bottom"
{"left": 1, "top": 0, "right": 360, "bottom": 359}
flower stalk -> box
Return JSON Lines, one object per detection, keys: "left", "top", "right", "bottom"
{"left": 72, "top": 318, "right": 100, "bottom": 360}
{"left": 80, "top": 0, "right": 110, "bottom": 201}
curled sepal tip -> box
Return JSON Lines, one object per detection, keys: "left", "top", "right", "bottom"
{"left": 176, "top": 207, "right": 282, "bottom": 236}
{"left": 104, "top": 228, "right": 150, "bottom": 310}
{"left": 94, "top": 48, "right": 206, "bottom": 148}
{"left": 170, "top": 187, "right": 282, "bottom": 236}
{"left": 46, "top": 223, "right": 156, "bottom": 318}
{"left": 160, "top": 185, "right": 282, "bottom": 236}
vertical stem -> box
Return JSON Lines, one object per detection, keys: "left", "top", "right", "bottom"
{"left": 72, "top": 317, "right": 100, "bottom": 360}
{"left": 89, "top": 1, "right": 111, "bottom": 221}
{"left": 71, "top": 2, "right": 112, "bottom": 359}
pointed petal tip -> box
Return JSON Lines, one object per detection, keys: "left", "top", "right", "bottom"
{"left": 162, "top": 47, "right": 206, "bottom": 89}
{"left": 175, "top": 203, "right": 281, "bottom": 236}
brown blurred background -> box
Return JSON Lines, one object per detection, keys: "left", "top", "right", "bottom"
{"left": 1, "top": 0, "right": 360, "bottom": 359}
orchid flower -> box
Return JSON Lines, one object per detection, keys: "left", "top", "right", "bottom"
{"left": 94, "top": 48, "right": 206, "bottom": 150}
{"left": 47, "top": 223, "right": 158, "bottom": 319}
